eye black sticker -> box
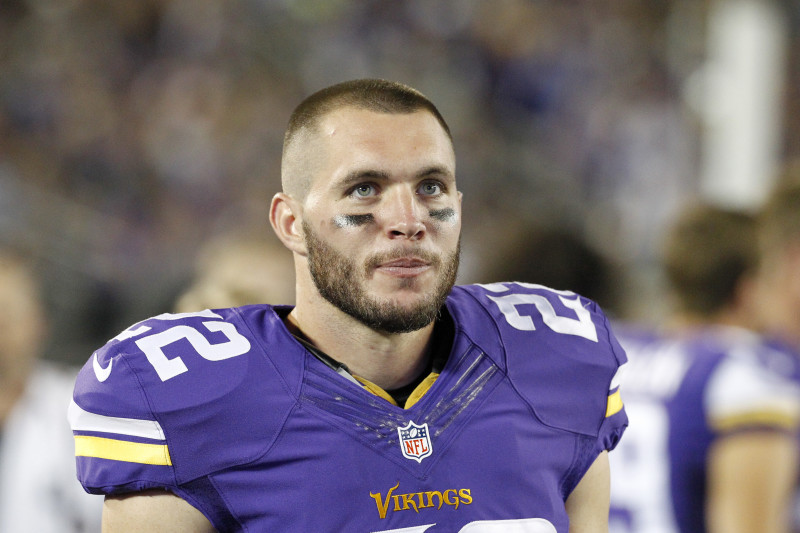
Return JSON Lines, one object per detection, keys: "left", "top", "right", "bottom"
{"left": 333, "top": 214, "right": 375, "bottom": 228}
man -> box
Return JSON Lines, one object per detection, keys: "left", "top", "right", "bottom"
{"left": 753, "top": 172, "right": 800, "bottom": 532}
{"left": 0, "top": 251, "right": 102, "bottom": 532}
{"left": 608, "top": 203, "right": 800, "bottom": 533}
{"left": 173, "top": 229, "right": 295, "bottom": 313}
{"left": 69, "top": 79, "right": 627, "bottom": 532}
{"left": 754, "top": 170, "right": 800, "bottom": 354}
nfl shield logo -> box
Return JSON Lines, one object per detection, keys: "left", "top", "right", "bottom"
{"left": 397, "top": 421, "right": 433, "bottom": 463}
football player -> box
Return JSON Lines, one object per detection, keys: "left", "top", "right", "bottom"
{"left": 70, "top": 79, "right": 628, "bottom": 532}
{"left": 0, "top": 252, "right": 103, "bottom": 531}
{"left": 755, "top": 169, "right": 800, "bottom": 358}
{"left": 608, "top": 203, "right": 800, "bottom": 533}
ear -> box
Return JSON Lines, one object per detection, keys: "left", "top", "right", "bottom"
{"left": 269, "top": 193, "right": 307, "bottom": 255}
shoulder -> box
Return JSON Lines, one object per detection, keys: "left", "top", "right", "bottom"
{"left": 70, "top": 305, "right": 303, "bottom": 492}
{"left": 703, "top": 330, "right": 800, "bottom": 433}
{"left": 448, "top": 283, "right": 627, "bottom": 440}
{"left": 611, "top": 321, "right": 663, "bottom": 355}
{"left": 611, "top": 325, "right": 700, "bottom": 399}
{"left": 448, "top": 283, "right": 625, "bottom": 367}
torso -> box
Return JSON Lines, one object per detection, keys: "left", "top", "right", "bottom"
{"left": 70, "top": 283, "right": 628, "bottom": 532}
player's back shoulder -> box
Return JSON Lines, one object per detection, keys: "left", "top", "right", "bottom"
{"left": 692, "top": 328, "right": 800, "bottom": 433}
{"left": 448, "top": 283, "right": 627, "bottom": 436}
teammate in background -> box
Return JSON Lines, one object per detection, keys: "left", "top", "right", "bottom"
{"left": 752, "top": 171, "right": 800, "bottom": 533}
{"left": 477, "top": 221, "right": 620, "bottom": 316}
{"left": 69, "top": 79, "right": 628, "bottom": 532}
{"left": 754, "top": 169, "right": 800, "bottom": 354}
{"left": 0, "top": 251, "right": 102, "bottom": 532}
{"left": 608, "top": 203, "right": 800, "bottom": 533}
{"left": 174, "top": 230, "right": 295, "bottom": 313}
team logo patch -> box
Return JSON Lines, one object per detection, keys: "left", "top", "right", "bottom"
{"left": 397, "top": 421, "right": 433, "bottom": 463}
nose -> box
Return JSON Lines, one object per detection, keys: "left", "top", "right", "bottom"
{"left": 383, "top": 186, "right": 426, "bottom": 240}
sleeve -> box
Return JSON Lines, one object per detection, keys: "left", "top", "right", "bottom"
{"left": 598, "top": 318, "right": 628, "bottom": 453}
{"left": 705, "top": 344, "right": 800, "bottom": 435}
{"left": 463, "top": 282, "right": 629, "bottom": 447}
{"left": 69, "top": 334, "right": 179, "bottom": 495}
{"left": 67, "top": 309, "right": 273, "bottom": 496}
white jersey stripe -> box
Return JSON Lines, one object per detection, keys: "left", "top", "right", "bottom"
{"left": 68, "top": 399, "right": 166, "bottom": 441}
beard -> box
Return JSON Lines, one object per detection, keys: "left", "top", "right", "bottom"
{"left": 303, "top": 221, "right": 459, "bottom": 334}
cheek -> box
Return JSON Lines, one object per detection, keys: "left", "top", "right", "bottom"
{"left": 332, "top": 213, "right": 374, "bottom": 229}
{"left": 429, "top": 207, "right": 457, "bottom": 225}
{"left": 320, "top": 219, "right": 367, "bottom": 255}
{"left": 430, "top": 208, "right": 461, "bottom": 237}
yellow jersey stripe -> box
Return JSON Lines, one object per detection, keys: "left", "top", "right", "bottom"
{"left": 74, "top": 435, "right": 172, "bottom": 466}
{"left": 355, "top": 372, "right": 441, "bottom": 409}
{"left": 606, "top": 390, "right": 623, "bottom": 417}
{"left": 405, "top": 373, "right": 439, "bottom": 409}
{"left": 354, "top": 376, "right": 398, "bottom": 406}
{"left": 711, "top": 411, "right": 800, "bottom": 433}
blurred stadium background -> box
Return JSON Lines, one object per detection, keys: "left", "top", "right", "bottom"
{"left": 1, "top": 0, "right": 798, "bottom": 365}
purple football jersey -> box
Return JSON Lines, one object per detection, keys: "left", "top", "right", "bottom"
{"left": 70, "top": 283, "right": 627, "bottom": 532}
{"left": 608, "top": 325, "right": 800, "bottom": 533}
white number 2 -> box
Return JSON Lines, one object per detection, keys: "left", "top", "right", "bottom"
{"left": 116, "top": 311, "right": 251, "bottom": 381}
{"left": 482, "top": 283, "right": 598, "bottom": 342}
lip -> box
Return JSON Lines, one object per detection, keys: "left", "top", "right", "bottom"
{"left": 375, "top": 257, "right": 431, "bottom": 278}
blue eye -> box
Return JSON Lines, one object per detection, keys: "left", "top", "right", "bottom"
{"left": 419, "top": 181, "right": 442, "bottom": 196}
{"left": 352, "top": 184, "right": 376, "bottom": 197}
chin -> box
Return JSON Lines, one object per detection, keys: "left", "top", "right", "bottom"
{"left": 373, "top": 279, "right": 429, "bottom": 299}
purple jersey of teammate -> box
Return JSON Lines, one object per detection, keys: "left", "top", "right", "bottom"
{"left": 70, "top": 282, "right": 627, "bottom": 532}
{"left": 608, "top": 324, "right": 800, "bottom": 533}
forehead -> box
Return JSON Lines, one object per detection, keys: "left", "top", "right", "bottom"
{"left": 310, "top": 108, "right": 455, "bottom": 179}
{"left": 317, "top": 106, "right": 449, "bottom": 140}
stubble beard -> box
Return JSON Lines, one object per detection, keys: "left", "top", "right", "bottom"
{"left": 303, "top": 221, "right": 460, "bottom": 334}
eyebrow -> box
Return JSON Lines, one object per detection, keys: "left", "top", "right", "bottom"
{"left": 418, "top": 165, "right": 455, "bottom": 182}
{"left": 336, "top": 166, "right": 454, "bottom": 189}
{"left": 337, "top": 170, "right": 390, "bottom": 190}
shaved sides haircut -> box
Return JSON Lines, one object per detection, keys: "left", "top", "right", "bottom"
{"left": 281, "top": 79, "right": 452, "bottom": 198}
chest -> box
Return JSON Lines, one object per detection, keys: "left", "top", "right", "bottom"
{"left": 206, "top": 373, "right": 583, "bottom": 533}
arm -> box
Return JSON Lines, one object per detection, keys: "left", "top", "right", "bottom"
{"left": 706, "top": 431, "right": 799, "bottom": 533}
{"left": 565, "top": 451, "right": 610, "bottom": 533}
{"left": 102, "top": 490, "right": 216, "bottom": 533}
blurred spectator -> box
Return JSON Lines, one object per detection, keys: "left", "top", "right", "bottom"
{"left": 0, "top": 251, "right": 102, "bottom": 532}
{"left": 476, "top": 218, "right": 621, "bottom": 314}
{"left": 608, "top": 203, "right": 800, "bottom": 533}
{"left": 174, "top": 229, "right": 295, "bottom": 313}
{"left": 0, "top": 2, "right": 707, "bottom": 358}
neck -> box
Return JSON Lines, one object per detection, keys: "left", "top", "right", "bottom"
{"left": 665, "top": 302, "right": 755, "bottom": 333}
{"left": 287, "top": 297, "right": 436, "bottom": 391}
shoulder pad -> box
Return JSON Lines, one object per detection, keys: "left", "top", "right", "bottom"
{"left": 699, "top": 332, "right": 800, "bottom": 432}
{"left": 449, "top": 283, "right": 627, "bottom": 439}
{"left": 70, "top": 306, "right": 301, "bottom": 489}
